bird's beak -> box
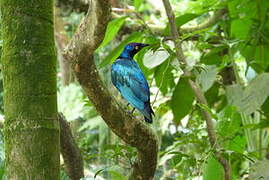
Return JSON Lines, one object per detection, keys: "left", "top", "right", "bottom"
{"left": 141, "top": 43, "right": 150, "bottom": 48}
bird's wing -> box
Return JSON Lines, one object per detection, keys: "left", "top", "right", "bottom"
{"left": 111, "top": 59, "right": 150, "bottom": 109}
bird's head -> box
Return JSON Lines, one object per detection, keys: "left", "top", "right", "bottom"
{"left": 120, "top": 43, "right": 150, "bottom": 58}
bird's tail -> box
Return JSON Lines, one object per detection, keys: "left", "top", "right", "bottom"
{"left": 143, "top": 102, "right": 155, "bottom": 123}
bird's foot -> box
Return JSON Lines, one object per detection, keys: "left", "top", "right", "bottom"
{"left": 128, "top": 108, "right": 136, "bottom": 115}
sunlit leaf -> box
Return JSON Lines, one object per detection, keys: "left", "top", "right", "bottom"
{"left": 226, "top": 73, "right": 269, "bottom": 115}
{"left": 108, "top": 170, "right": 125, "bottom": 180}
{"left": 196, "top": 65, "right": 218, "bottom": 92}
{"left": 97, "top": 16, "right": 127, "bottom": 51}
{"left": 217, "top": 106, "right": 242, "bottom": 138}
{"left": 249, "top": 160, "right": 269, "bottom": 180}
{"left": 231, "top": 18, "right": 251, "bottom": 40}
{"left": 240, "top": 73, "right": 269, "bottom": 114}
{"left": 226, "top": 84, "right": 244, "bottom": 108}
{"left": 134, "top": 0, "right": 143, "bottom": 10}
{"left": 143, "top": 50, "right": 170, "bottom": 69}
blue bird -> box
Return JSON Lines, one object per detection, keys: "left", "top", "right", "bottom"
{"left": 111, "top": 43, "right": 154, "bottom": 123}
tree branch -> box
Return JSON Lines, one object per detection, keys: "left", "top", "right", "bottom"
{"left": 180, "top": 9, "right": 227, "bottom": 33}
{"left": 59, "top": 113, "right": 84, "bottom": 180}
{"left": 63, "top": 1, "right": 158, "bottom": 180}
{"left": 113, "top": 8, "right": 226, "bottom": 36}
{"left": 162, "top": 0, "right": 231, "bottom": 180}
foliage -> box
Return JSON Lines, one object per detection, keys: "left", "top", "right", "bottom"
{"left": 0, "top": 0, "right": 269, "bottom": 179}
{"left": 90, "top": 0, "right": 269, "bottom": 179}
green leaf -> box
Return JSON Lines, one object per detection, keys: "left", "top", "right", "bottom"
{"left": 249, "top": 160, "right": 269, "bottom": 180}
{"left": 231, "top": 18, "right": 252, "bottom": 40}
{"left": 135, "top": 47, "right": 155, "bottom": 78}
{"left": 226, "top": 73, "right": 269, "bottom": 115}
{"left": 99, "top": 32, "right": 143, "bottom": 68}
{"left": 226, "top": 84, "right": 244, "bottom": 108}
{"left": 200, "top": 46, "right": 226, "bottom": 65}
{"left": 240, "top": 73, "right": 269, "bottom": 115}
{"left": 258, "top": 0, "right": 269, "bottom": 23}
{"left": 175, "top": 13, "right": 199, "bottom": 27}
{"left": 205, "top": 83, "right": 220, "bottom": 106}
{"left": 203, "top": 155, "right": 224, "bottom": 180}
{"left": 164, "top": 13, "right": 199, "bottom": 35}
{"left": 197, "top": 65, "right": 218, "bottom": 92}
{"left": 171, "top": 78, "right": 194, "bottom": 125}
{"left": 261, "top": 97, "right": 269, "bottom": 118}
{"left": 254, "top": 45, "right": 269, "bottom": 68}
{"left": 217, "top": 106, "right": 242, "bottom": 138}
{"left": 134, "top": 0, "right": 143, "bottom": 10}
{"left": 154, "top": 58, "right": 175, "bottom": 95}
{"left": 227, "top": 135, "right": 246, "bottom": 154}
{"left": 108, "top": 170, "right": 125, "bottom": 180}
{"left": 0, "top": 161, "right": 5, "bottom": 180}
{"left": 143, "top": 50, "right": 170, "bottom": 69}
{"left": 96, "top": 17, "right": 127, "bottom": 51}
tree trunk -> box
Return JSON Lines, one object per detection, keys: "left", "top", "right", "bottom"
{"left": 1, "top": 0, "right": 60, "bottom": 179}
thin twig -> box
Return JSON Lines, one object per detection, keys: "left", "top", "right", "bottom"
{"left": 162, "top": 0, "right": 231, "bottom": 179}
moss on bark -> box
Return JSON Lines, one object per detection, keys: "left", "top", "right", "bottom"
{"left": 1, "top": 0, "right": 60, "bottom": 179}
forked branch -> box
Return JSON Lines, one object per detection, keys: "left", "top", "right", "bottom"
{"left": 63, "top": 1, "right": 158, "bottom": 179}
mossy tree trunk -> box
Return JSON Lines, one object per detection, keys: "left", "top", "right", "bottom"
{"left": 0, "top": 0, "right": 60, "bottom": 179}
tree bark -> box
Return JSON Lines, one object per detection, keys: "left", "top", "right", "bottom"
{"left": 1, "top": 0, "right": 60, "bottom": 179}
{"left": 64, "top": 0, "right": 158, "bottom": 179}
{"left": 59, "top": 113, "right": 84, "bottom": 180}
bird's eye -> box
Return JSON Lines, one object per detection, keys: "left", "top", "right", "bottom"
{"left": 135, "top": 46, "right": 139, "bottom": 50}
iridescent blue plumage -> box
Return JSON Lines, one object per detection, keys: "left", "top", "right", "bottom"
{"left": 111, "top": 43, "right": 154, "bottom": 123}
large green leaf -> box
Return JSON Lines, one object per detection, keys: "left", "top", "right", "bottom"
{"left": 239, "top": 73, "right": 269, "bottom": 115}
{"left": 171, "top": 78, "right": 194, "bottom": 125}
{"left": 249, "top": 160, "right": 269, "bottom": 180}
{"left": 217, "top": 106, "right": 242, "bottom": 138}
{"left": 227, "top": 135, "right": 246, "bottom": 154}
{"left": 99, "top": 32, "right": 143, "bottom": 68}
{"left": 196, "top": 65, "right": 218, "bottom": 92}
{"left": 203, "top": 155, "right": 224, "bottom": 180}
{"left": 143, "top": 50, "right": 170, "bottom": 69}
{"left": 205, "top": 82, "right": 220, "bottom": 107}
{"left": 200, "top": 46, "right": 226, "bottom": 65}
{"left": 226, "top": 73, "right": 269, "bottom": 115}
{"left": 231, "top": 18, "right": 252, "bottom": 40}
{"left": 96, "top": 17, "right": 127, "bottom": 51}
{"left": 135, "top": 47, "right": 155, "bottom": 78}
